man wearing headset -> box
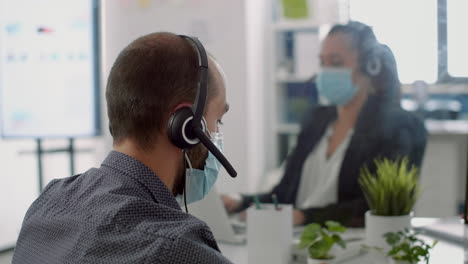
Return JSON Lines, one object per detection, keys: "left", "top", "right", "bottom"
{"left": 13, "top": 33, "right": 236, "bottom": 263}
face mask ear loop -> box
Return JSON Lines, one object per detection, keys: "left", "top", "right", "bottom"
{"left": 183, "top": 149, "right": 193, "bottom": 213}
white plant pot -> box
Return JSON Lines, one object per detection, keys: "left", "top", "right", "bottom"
{"left": 389, "top": 258, "right": 412, "bottom": 264}
{"left": 307, "top": 257, "right": 335, "bottom": 264}
{"left": 365, "top": 211, "right": 413, "bottom": 251}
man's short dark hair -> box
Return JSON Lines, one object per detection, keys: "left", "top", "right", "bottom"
{"left": 106, "top": 32, "right": 218, "bottom": 149}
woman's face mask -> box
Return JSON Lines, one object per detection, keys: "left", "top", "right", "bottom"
{"left": 316, "top": 67, "right": 358, "bottom": 106}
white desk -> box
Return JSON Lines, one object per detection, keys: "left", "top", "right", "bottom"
{"left": 219, "top": 221, "right": 465, "bottom": 264}
{"left": 219, "top": 243, "right": 248, "bottom": 264}
{"left": 219, "top": 237, "right": 463, "bottom": 264}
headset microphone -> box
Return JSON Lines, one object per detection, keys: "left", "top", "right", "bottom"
{"left": 192, "top": 127, "right": 237, "bottom": 177}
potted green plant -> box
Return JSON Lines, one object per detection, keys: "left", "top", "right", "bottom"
{"left": 359, "top": 157, "right": 420, "bottom": 250}
{"left": 384, "top": 229, "right": 437, "bottom": 264}
{"left": 298, "top": 221, "right": 347, "bottom": 264}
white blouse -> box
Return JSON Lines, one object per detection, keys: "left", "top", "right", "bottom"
{"left": 295, "top": 125, "right": 354, "bottom": 209}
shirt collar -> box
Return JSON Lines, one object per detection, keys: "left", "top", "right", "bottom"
{"left": 101, "top": 151, "right": 181, "bottom": 210}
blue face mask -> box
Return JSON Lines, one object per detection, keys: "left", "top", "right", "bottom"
{"left": 181, "top": 132, "right": 223, "bottom": 205}
{"left": 316, "top": 68, "right": 358, "bottom": 106}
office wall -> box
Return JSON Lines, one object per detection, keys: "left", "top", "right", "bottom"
{"left": 0, "top": 140, "right": 37, "bottom": 250}
{"left": 100, "top": 0, "right": 268, "bottom": 194}
{"left": 0, "top": 138, "right": 103, "bottom": 250}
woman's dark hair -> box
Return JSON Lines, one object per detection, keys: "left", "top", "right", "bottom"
{"left": 328, "top": 21, "right": 401, "bottom": 105}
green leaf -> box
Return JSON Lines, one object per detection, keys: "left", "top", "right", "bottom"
{"left": 384, "top": 230, "right": 437, "bottom": 263}
{"left": 332, "top": 234, "right": 346, "bottom": 249}
{"left": 325, "top": 221, "right": 346, "bottom": 233}
{"left": 309, "top": 239, "right": 333, "bottom": 259}
{"left": 384, "top": 232, "right": 401, "bottom": 246}
{"left": 298, "top": 223, "right": 320, "bottom": 248}
{"left": 359, "top": 157, "right": 421, "bottom": 216}
{"left": 321, "top": 230, "right": 334, "bottom": 244}
{"left": 387, "top": 247, "right": 401, "bottom": 257}
{"left": 411, "top": 246, "right": 426, "bottom": 256}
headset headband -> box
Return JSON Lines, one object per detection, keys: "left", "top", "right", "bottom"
{"left": 179, "top": 35, "right": 237, "bottom": 178}
{"left": 179, "top": 36, "right": 208, "bottom": 128}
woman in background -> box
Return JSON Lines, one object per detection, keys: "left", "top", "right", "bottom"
{"left": 223, "top": 21, "right": 427, "bottom": 227}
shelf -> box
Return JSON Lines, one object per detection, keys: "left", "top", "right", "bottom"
{"left": 277, "top": 123, "right": 300, "bottom": 134}
{"left": 272, "top": 21, "right": 320, "bottom": 32}
{"left": 401, "top": 84, "right": 468, "bottom": 94}
{"left": 276, "top": 75, "right": 310, "bottom": 83}
{"left": 425, "top": 120, "right": 468, "bottom": 135}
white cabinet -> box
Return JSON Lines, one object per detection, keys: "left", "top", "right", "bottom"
{"left": 415, "top": 132, "right": 468, "bottom": 217}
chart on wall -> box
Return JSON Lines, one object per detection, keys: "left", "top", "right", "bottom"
{"left": 0, "top": 0, "right": 100, "bottom": 138}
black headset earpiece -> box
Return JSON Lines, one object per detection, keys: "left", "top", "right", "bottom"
{"left": 168, "top": 107, "right": 206, "bottom": 149}
{"left": 349, "top": 22, "right": 382, "bottom": 77}
{"left": 362, "top": 40, "right": 382, "bottom": 77}
{"left": 365, "top": 54, "right": 382, "bottom": 77}
{"left": 167, "top": 35, "right": 237, "bottom": 178}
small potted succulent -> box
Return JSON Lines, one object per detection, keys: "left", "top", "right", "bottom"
{"left": 359, "top": 157, "right": 420, "bottom": 250}
{"left": 298, "top": 221, "right": 347, "bottom": 264}
{"left": 384, "top": 229, "right": 437, "bottom": 264}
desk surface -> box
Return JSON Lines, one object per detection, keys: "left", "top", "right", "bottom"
{"left": 219, "top": 237, "right": 464, "bottom": 264}
{"left": 219, "top": 243, "right": 248, "bottom": 264}
{"left": 219, "top": 221, "right": 465, "bottom": 264}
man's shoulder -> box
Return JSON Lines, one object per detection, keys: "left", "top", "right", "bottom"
{"left": 40, "top": 167, "right": 213, "bottom": 237}
{"left": 130, "top": 205, "right": 216, "bottom": 241}
{"left": 140, "top": 216, "right": 231, "bottom": 263}
{"left": 113, "top": 207, "right": 227, "bottom": 263}
{"left": 17, "top": 166, "right": 227, "bottom": 263}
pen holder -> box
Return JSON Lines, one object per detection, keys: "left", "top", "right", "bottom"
{"left": 464, "top": 224, "right": 468, "bottom": 263}
{"left": 247, "top": 204, "right": 293, "bottom": 264}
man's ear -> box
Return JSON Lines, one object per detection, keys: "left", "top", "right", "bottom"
{"left": 166, "top": 102, "right": 199, "bottom": 150}
{"left": 171, "top": 103, "right": 193, "bottom": 115}
{"left": 163, "top": 103, "right": 193, "bottom": 137}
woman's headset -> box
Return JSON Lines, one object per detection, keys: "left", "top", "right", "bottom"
{"left": 167, "top": 35, "right": 237, "bottom": 178}
{"left": 347, "top": 21, "right": 383, "bottom": 78}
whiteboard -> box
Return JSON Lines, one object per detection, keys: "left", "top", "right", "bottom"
{"left": 0, "top": 0, "right": 101, "bottom": 138}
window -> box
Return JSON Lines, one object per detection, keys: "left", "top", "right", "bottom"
{"left": 349, "top": 0, "right": 467, "bottom": 84}
{"left": 447, "top": 0, "right": 468, "bottom": 78}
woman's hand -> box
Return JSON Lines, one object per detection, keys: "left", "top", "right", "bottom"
{"left": 222, "top": 194, "right": 305, "bottom": 225}
{"left": 221, "top": 194, "right": 242, "bottom": 214}
{"left": 293, "top": 210, "right": 306, "bottom": 226}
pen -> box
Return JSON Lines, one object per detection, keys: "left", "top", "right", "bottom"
{"left": 272, "top": 194, "right": 280, "bottom": 210}
{"left": 253, "top": 195, "right": 261, "bottom": 209}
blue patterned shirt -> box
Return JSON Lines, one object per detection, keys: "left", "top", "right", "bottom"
{"left": 13, "top": 151, "right": 232, "bottom": 264}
